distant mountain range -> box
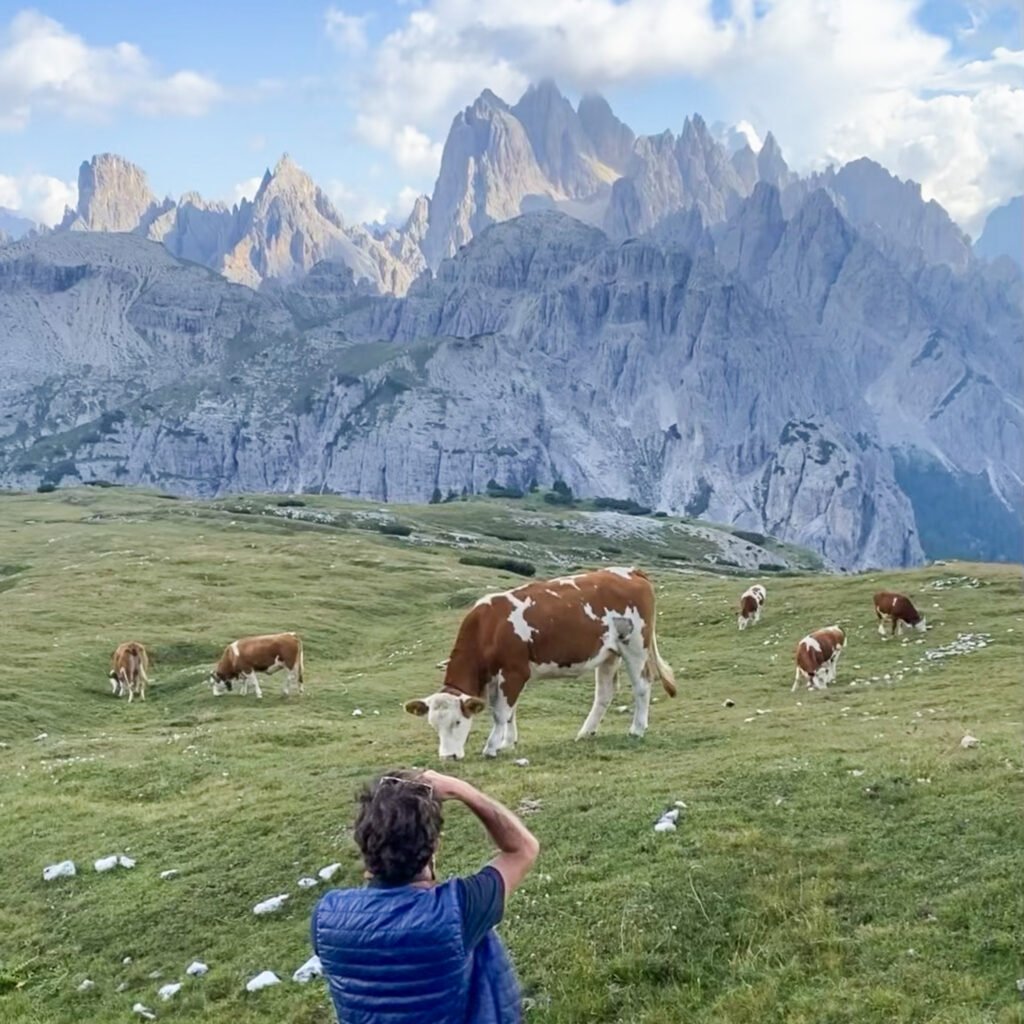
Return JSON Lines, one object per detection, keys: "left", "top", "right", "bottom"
{"left": 1, "top": 82, "right": 1021, "bottom": 568}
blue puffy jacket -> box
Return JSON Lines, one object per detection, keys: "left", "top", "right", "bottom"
{"left": 312, "top": 881, "right": 521, "bottom": 1024}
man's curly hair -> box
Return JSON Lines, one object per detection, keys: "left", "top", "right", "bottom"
{"left": 354, "top": 769, "right": 444, "bottom": 884}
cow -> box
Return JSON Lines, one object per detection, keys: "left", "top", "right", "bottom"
{"left": 404, "top": 567, "right": 676, "bottom": 760}
{"left": 792, "top": 626, "right": 846, "bottom": 691}
{"left": 874, "top": 591, "right": 926, "bottom": 638}
{"left": 209, "top": 632, "right": 304, "bottom": 699}
{"left": 738, "top": 584, "right": 766, "bottom": 630}
{"left": 109, "top": 642, "right": 150, "bottom": 703}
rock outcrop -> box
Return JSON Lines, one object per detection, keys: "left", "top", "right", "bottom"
{"left": 2, "top": 197, "right": 1020, "bottom": 568}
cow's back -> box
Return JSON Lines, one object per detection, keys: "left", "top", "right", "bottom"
{"left": 446, "top": 569, "right": 656, "bottom": 684}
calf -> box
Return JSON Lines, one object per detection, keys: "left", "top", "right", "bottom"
{"left": 109, "top": 642, "right": 150, "bottom": 703}
{"left": 874, "top": 591, "right": 926, "bottom": 638}
{"left": 405, "top": 567, "right": 676, "bottom": 759}
{"left": 792, "top": 626, "right": 846, "bottom": 691}
{"left": 210, "top": 632, "right": 304, "bottom": 699}
{"left": 737, "top": 584, "right": 766, "bottom": 630}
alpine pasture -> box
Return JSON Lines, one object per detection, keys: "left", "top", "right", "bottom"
{"left": 1, "top": 488, "right": 1021, "bottom": 1024}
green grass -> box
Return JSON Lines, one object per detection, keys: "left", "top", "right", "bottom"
{"left": 0, "top": 488, "right": 1021, "bottom": 1024}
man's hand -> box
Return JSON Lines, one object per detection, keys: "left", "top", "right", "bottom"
{"left": 418, "top": 769, "right": 467, "bottom": 802}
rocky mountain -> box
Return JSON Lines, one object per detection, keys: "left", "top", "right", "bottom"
{"left": 0, "top": 208, "right": 38, "bottom": 241}
{"left": 52, "top": 153, "right": 417, "bottom": 295}
{"left": 23, "top": 81, "right": 1006, "bottom": 296}
{"left": 2, "top": 185, "right": 1020, "bottom": 568}
{"left": 974, "top": 196, "right": 1023, "bottom": 269}
{"left": 2, "top": 82, "right": 1020, "bottom": 567}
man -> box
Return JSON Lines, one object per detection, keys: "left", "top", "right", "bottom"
{"left": 312, "top": 768, "right": 540, "bottom": 1024}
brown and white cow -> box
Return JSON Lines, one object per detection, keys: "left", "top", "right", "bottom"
{"left": 109, "top": 641, "right": 150, "bottom": 703}
{"left": 404, "top": 567, "right": 676, "bottom": 760}
{"left": 209, "top": 632, "right": 304, "bottom": 699}
{"left": 874, "top": 591, "right": 926, "bottom": 638}
{"left": 792, "top": 626, "right": 846, "bottom": 691}
{"left": 738, "top": 584, "right": 766, "bottom": 630}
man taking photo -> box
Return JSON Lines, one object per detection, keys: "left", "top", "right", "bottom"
{"left": 312, "top": 768, "right": 540, "bottom": 1023}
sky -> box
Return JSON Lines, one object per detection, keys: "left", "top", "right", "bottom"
{"left": 0, "top": 0, "right": 1020, "bottom": 236}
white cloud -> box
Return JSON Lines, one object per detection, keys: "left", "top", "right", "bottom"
{"left": 326, "top": 179, "right": 388, "bottom": 224}
{"left": 325, "top": 8, "right": 369, "bottom": 54}
{"left": 324, "top": 180, "right": 424, "bottom": 227}
{"left": 232, "top": 176, "right": 264, "bottom": 205}
{"left": 0, "top": 172, "right": 76, "bottom": 225}
{"left": 339, "top": 0, "right": 1023, "bottom": 232}
{"left": 0, "top": 10, "right": 223, "bottom": 130}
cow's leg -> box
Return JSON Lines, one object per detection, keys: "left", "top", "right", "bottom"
{"left": 482, "top": 675, "right": 521, "bottom": 757}
{"left": 621, "top": 652, "right": 651, "bottom": 738}
{"left": 793, "top": 667, "right": 805, "bottom": 692}
{"left": 738, "top": 614, "right": 747, "bottom": 631}
{"left": 576, "top": 658, "right": 618, "bottom": 739}
{"left": 481, "top": 682, "right": 506, "bottom": 757}
{"left": 247, "top": 671, "right": 263, "bottom": 699}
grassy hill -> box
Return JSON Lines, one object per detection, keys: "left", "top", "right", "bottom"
{"left": 0, "top": 488, "right": 1020, "bottom": 1024}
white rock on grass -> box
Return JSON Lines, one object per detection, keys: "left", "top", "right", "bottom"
{"left": 158, "top": 983, "right": 182, "bottom": 1001}
{"left": 292, "top": 955, "right": 323, "bottom": 984}
{"left": 960, "top": 734, "right": 980, "bottom": 749}
{"left": 185, "top": 961, "right": 208, "bottom": 977}
{"left": 253, "top": 894, "right": 290, "bottom": 915}
{"left": 122, "top": 956, "right": 133, "bottom": 965}
{"left": 77, "top": 979, "right": 95, "bottom": 992}
{"left": 96, "top": 854, "right": 136, "bottom": 872}
{"left": 132, "top": 1004, "right": 156, "bottom": 1020}
{"left": 245, "top": 970, "right": 281, "bottom": 992}
{"left": 513, "top": 758, "right": 529, "bottom": 767}
{"left": 43, "top": 860, "right": 76, "bottom": 881}
{"left": 653, "top": 808, "right": 680, "bottom": 833}
{"left": 159, "top": 870, "right": 179, "bottom": 880}
{"left": 318, "top": 863, "right": 342, "bottom": 881}
{"left": 297, "top": 877, "right": 319, "bottom": 889}
{"left": 351, "top": 708, "right": 364, "bottom": 717}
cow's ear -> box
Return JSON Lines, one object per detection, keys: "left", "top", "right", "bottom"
{"left": 461, "top": 696, "right": 487, "bottom": 717}
{"left": 404, "top": 699, "right": 430, "bottom": 717}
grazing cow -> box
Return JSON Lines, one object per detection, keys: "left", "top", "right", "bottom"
{"left": 109, "top": 642, "right": 150, "bottom": 703}
{"left": 738, "top": 584, "right": 766, "bottom": 630}
{"left": 404, "top": 567, "right": 676, "bottom": 760}
{"left": 210, "top": 632, "right": 304, "bottom": 699}
{"left": 793, "top": 626, "right": 846, "bottom": 691}
{"left": 874, "top": 591, "right": 926, "bottom": 638}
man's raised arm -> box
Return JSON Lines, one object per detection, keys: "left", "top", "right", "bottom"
{"left": 421, "top": 771, "right": 540, "bottom": 900}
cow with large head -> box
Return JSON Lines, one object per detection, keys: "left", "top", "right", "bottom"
{"left": 405, "top": 567, "right": 676, "bottom": 760}
{"left": 874, "top": 591, "right": 926, "bottom": 638}
{"left": 210, "top": 632, "right": 304, "bottom": 698}
{"left": 792, "top": 626, "right": 846, "bottom": 691}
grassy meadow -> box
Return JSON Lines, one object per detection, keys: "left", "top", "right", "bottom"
{"left": 0, "top": 487, "right": 1022, "bottom": 1024}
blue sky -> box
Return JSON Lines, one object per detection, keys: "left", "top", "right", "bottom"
{"left": 0, "top": 1, "right": 1020, "bottom": 234}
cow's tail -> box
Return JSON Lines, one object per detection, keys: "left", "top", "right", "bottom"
{"left": 648, "top": 619, "right": 677, "bottom": 698}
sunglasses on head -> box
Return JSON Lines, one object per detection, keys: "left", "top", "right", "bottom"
{"left": 378, "top": 775, "right": 434, "bottom": 798}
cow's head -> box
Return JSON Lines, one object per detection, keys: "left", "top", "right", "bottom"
{"left": 209, "top": 673, "right": 232, "bottom": 696}
{"left": 404, "top": 693, "right": 487, "bottom": 760}
{"left": 914, "top": 617, "right": 927, "bottom": 632}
